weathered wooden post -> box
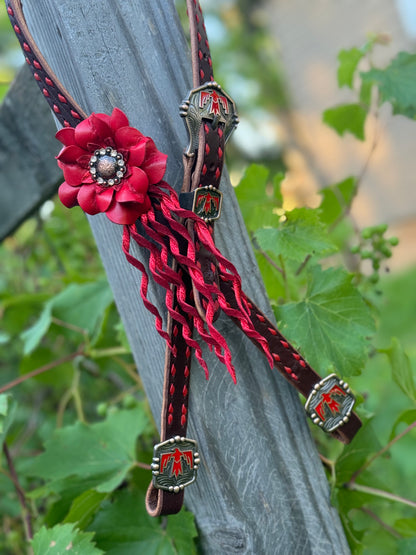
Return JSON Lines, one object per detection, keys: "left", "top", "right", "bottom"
{"left": 4, "top": 1, "right": 351, "bottom": 552}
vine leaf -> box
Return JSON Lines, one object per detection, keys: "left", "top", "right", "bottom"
{"left": 323, "top": 103, "right": 367, "bottom": 140}
{"left": 21, "top": 280, "right": 113, "bottom": 355}
{"left": 380, "top": 338, "right": 416, "bottom": 401}
{"left": 25, "top": 407, "right": 148, "bottom": 493}
{"left": 275, "top": 266, "right": 375, "bottom": 376}
{"left": 319, "top": 177, "right": 357, "bottom": 226}
{"left": 89, "top": 490, "right": 197, "bottom": 555}
{"left": 254, "top": 207, "right": 337, "bottom": 263}
{"left": 337, "top": 47, "right": 364, "bottom": 88}
{"left": 361, "top": 52, "right": 416, "bottom": 118}
{"left": 0, "top": 394, "right": 17, "bottom": 449}
{"left": 32, "top": 523, "right": 103, "bottom": 555}
{"left": 235, "top": 164, "right": 283, "bottom": 230}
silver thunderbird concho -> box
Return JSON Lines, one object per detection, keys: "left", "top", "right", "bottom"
{"left": 180, "top": 81, "right": 239, "bottom": 156}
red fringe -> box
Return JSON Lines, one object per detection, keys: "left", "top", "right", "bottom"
{"left": 121, "top": 182, "right": 272, "bottom": 382}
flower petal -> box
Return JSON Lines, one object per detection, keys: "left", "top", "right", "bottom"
{"left": 77, "top": 184, "right": 100, "bottom": 215}
{"left": 61, "top": 164, "right": 89, "bottom": 186}
{"left": 127, "top": 166, "right": 149, "bottom": 194}
{"left": 116, "top": 186, "right": 144, "bottom": 203}
{"left": 105, "top": 200, "right": 141, "bottom": 225}
{"left": 74, "top": 113, "right": 113, "bottom": 150}
{"left": 58, "top": 181, "right": 79, "bottom": 208}
{"left": 127, "top": 141, "right": 146, "bottom": 167}
{"left": 110, "top": 108, "right": 130, "bottom": 132}
{"left": 142, "top": 139, "right": 167, "bottom": 184}
{"left": 96, "top": 188, "right": 114, "bottom": 212}
{"left": 114, "top": 126, "right": 144, "bottom": 149}
{"left": 56, "top": 127, "right": 75, "bottom": 146}
{"left": 57, "top": 145, "right": 87, "bottom": 165}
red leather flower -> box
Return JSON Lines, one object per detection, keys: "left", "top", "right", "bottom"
{"left": 56, "top": 108, "right": 167, "bottom": 225}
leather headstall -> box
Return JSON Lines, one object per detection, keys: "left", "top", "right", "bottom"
{"left": 7, "top": 0, "right": 362, "bottom": 517}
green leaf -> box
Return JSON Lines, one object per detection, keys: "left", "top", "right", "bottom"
{"left": 89, "top": 490, "right": 197, "bottom": 555}
{"left": 398, "top": 538, "right": 416, "bottom": 555}
{"left": 319, "top": 177, "right": 357, "bottom": 226}
{"left": 254, "top": 207, "right": 337, "bottom": 263}
{"left": 64, "top": 490, "right": 108, "bottom": 530}
{"left": 335, "top": 418, "right": 382, "bottom": 485}
{"left": 0, "top": 394, "right": 17, "bottom": 448}
{"left": 380, "top": 338, "right": 416, "bottom": 401}
{"left": 25, "top": 407, "right": 149, "bottom": 493}
{"left": 323, "top": 103, "right": 367, "bottom": 140}
{"left": 389, "top": 409, "right": 416, "bottom": 441}
{"left": 32, "top": 523, "right": 103, "bottom": 555}
{"left": 235, "top": 164, "right": 283, "bottom": 230}
{"left": 20, "top": 281, "right": 113, "bottom": 355}
{"left": 20, "top": 304, "right": 52, "bottom": 355}
{"left": 337, "top": 48, "right": 364, "bottom": 88}
{"left": 395, "top": 518, "right": 416, "bottom": 538}
{"left": 361, "top": 52, "right": 416, "bottom": 118}
{"left": 275, "top": 266, "right": 375, "bottom": 376}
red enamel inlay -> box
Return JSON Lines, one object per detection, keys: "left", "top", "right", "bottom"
{"left": 33, "top": 72, "right": 41, "bottom": 81}
{"left": 268, "top": 327, "right": 277, "bottom": 336}
{"left": 58, "top": 93, "right": 68, "bottom": 103}
{"left": 218, "top": 128, "right": 224, "bottom": 138}
{"left": 25, "top": 57, "right": 31, "bottom": 65}
{"left": 208, "top": 58, "right": 213, "bottom": 67}
{"left": 168, "top": 414, "right": 173, "bottom": 425}
{"left": 291, "top": 373, "right": 299, "bottom": 381}
{"left": 205, "top": 143, "right": 210, "bottom": 155}
{"left": 42, "top": 88, "right": 50, "bottom": 97}
{"left": 218, "top": 147, "right": 223, "bottom": 158}
{"left": 45, "top": 77, "right": 54, "bottom": 87}
{"left": 64, "top": 120, "right": 71, "bottom": 127}
{"left": 197, "top": 32, "right": 202, "bottom": 42}
{"left": 205, "top": 39, "right": 209, "bottom": 49}
{"left": 23, "top": 42, "right": 31, "bottom": 52}
{"left": 53, "top": 104, "right": 61, "bottom": 113}
{"left": 181, "top": 415, "right": 186, "bottom": 426}
{"left": 202, "top": 164, "right": 207, "bottom": 176}
{"left": 184, "top": 366, "right": 190, "bottom": 378}
{"left": 13, "top": 24, "right": 21, "bottom": 34}
{"left": 170, "top": 364, "right": 176, "bottom": 377}
{"left": 293, "top": 353, "right": 301, "bottom": 360}
{"left": 199, "top": 69, "right": 205, "bottom": 80}
{"left": 168, "top": 403, "right": 174, "bottom": 413}
{"left": 284, "top": 366, "right": 292, "bottom": 375}
{"left": 300, "top": 360, "right": 306, "bottom": 368}
{"left": 181, "top": 404, "right": 187, "bottom": 414}
{"left": 70, "top": 110, "right": 81, "bottom": 120}
{"left": 196, "top": 14, "right": 200, "bottom": 23}
{"left": 33, "top": 60, "right": 42, "bottom": 70}
{"left": 199, "top": 49, "right": 203, "bottom": 60}
{"left": 185, "top": 347, "right": 191, "bottom": 358}
{"left": 169, "top": 384, "right": 175, "bottom": 396}
{"left": 172, "top": 345, "right": 178, "bottom": 357}
{"left": 183, "top": 385, "right": 188, "bottom": 397}
{"left": 7, "top": 6, "right": 14, "bottom": 16}
{"left": 272, "top": 353, "right": 281, "bottom": 362}
{"left": 215, "top": 168, "right": 221, "bottom": 180}
{"left": 280, "top": 340, "right": 289, "bottom": 349}
{"left": 173, "top": 325, "right": 179, "bottom": 337}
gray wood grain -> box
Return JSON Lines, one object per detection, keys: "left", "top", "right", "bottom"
{"left": 0, "top": 64, "right": 61, "bottom": 241}
{"left": 19, "top": 1, "right": 350, "bottom": 553}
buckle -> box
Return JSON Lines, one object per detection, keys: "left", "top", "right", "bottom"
{"left": 151, "top": 436, "right": 200, "bottom": 493}
{"left": 305, "top": 374, "right": 356, "bottom": 433}
{"left": 180, "top": 81, "right": 239, "bottom": 156}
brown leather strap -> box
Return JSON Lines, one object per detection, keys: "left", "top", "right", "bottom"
{"left": 6, "top": 0, "right": 87, "bottom": 128}
{"left": 146, "top": 0, "right": 216, "bottom": 516}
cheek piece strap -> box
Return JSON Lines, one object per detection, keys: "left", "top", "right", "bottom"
{"left": 7, "top": 0, "right": 362, "bottom": 517}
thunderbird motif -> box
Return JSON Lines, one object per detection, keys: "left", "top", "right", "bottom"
{"left": 151, "top": 436, "right": 199, "bottom": 492}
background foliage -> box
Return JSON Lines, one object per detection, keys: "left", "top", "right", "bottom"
{"left": 1, "top": 1, "right": 415, "bottom": 554}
